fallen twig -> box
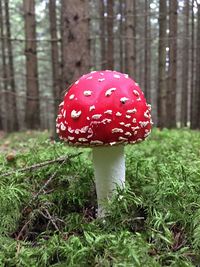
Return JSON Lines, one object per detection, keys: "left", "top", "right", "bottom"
{"left": 16, "top": 152, "right": 82, "bottom": 240}
{"left": 0, "top": 152, "right": 82, "bottom": 178}
{"left": 39, "top": 208, "right": 60, "bottom": 231}
{"left": 24, "top": 152, "right": 82, "bottom": 206}
{"left": 16, "top": 216, "right": 33, "bottom": 241}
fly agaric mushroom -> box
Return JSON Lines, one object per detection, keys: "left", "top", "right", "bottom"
{"left": 56, "top": 70, "right": 152, "bottom": 217}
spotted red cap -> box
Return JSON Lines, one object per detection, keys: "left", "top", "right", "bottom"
{"left": 56, "top": 70, "right": 152, "bottom": 146}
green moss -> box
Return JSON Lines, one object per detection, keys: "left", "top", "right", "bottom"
{"left": 0, "top": 129, "right": 200, "bottom": 266}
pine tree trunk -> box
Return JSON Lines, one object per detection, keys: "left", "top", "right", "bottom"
{"left": 190, "top": 0, "right": 195, "bottom": 128}
{"left": 99, "top": 0, "right": 106, "bottom": 70}
{"left": 157, "top": 0, "right": 167, "bottom": 128}
{"left": 144, "top": 0, "right": 151, "bottom": 103}
{"left": 125, "top": 0, "right": 135, "bottom": 77}
{"left": 49, "top": 0, "right": 61, "bottom": 136}
{"left": 194, "top": 4, "right": 200, "bottom": 128}
{"left": 4, "top": 0, "right": 18, "bottom": 131}
{"left": 0, "top": 101, "right": 2, "bottom": 130}
{"left": 92, "top": 32, "right": 97, "bottom": 69}
{"left": 61, "top": 0, "right": 90, "bottom": 88}
{"left": 167, "top": 0, "right": 177, "bottom": 128}
{"left": 107, "top": 0, "right": 114, "bottom": 69}
{"left": 119, "top": 0, "right": 124, "bottom": 72}
{"left": 0, "top": 0, "right": 9, "bottom": 132}
{"left": 133, "top": 1, "right": 138, "bottom": 81}
{"left": 181, "top": 0, "right": 189, "bottom": 127}
{"left": 0, "top": 79, "right": 2, "bottom": 129}
{"left": 24, "top": 0, "right": 40, "bottom": 129}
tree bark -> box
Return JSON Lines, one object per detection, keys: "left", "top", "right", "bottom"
{"left": 192, "top": 3, "right": 200, "bottom": 128}
{"left": 0, "top": 0, "right": 9, "bottom": 132}
{"left": 49, "top": 0, "right": 62, "bottom": 136}
{"left": 190, "top": 0, "right": 194, "bottom": 128}
{"left": 167, "top": 0, "right": 178, "bottom": 128}
{"left": 157, "top": 0, "right": 167, "bottom": 128}
{"left": 196, "top": 4, "right": 200, "bottom": 129}
{"left": 106, "top": 0, "right": 114, "bottom": 69}
{"left": 24, "top": 0, "right": 40, "bottom": 129}
{"left": 144, "top": 0, "right": 151, "bottom": 103}
{"left": 190, "top": 0, "right": 198, "bottom": 128}
{"left": 61, "top": 0, "right": 90, "bottom": 88}
{"left": 119, "top": 0, "right": 124, "bottom": 72}
{"left": 99, "top": 0, "right": 106, "bottom": 70}
{"left": 4, "top": 0, "right": 18, "bottom": 131}
{"left": 0, "top": 101, "right": 2, "bottom": 130}
{"left": 125, "top": 0, "right": 135, "bottom": 78}
{"left": 181, "top": 0, "right": 189, "bottom": 127}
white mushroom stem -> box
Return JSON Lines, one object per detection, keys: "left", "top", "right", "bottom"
{"left": 92, "top": 145, "right": 125, "bottom": 217}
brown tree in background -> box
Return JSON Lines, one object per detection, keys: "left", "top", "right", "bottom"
{"left": 167, "top": 0, "right": 178, "bottom": 128}
{"left": 4, "top": 0, "right": 18, "bottom": 131}
{"left": 106, "top": 0, "right": 114, "bottom": 69}
{"left": 191, "top": 3, "right": 200, "bottom": 129}
{"left": 181, "top": 0, "right": 190, "bottom": 127}
{"left": 190, "top": 0, "right": 195, "bottom": 128}
{"left": 61, "top": 0, "right": 90, "bottom": 88}
{"left": 195, "top": 3, "right": 200, "bottom": 129}
{"left": 125, "top": 0, "right": 135, "bottom": 77}
{"left": 119, "top": 0, "right": 124, "bottom": 72}
{"left": 24, "top": 0, "right": 40, "bottom": 129}
{"left": 99, "top": 0, "right": 106, "bottom": 70}
{"left": 0, "top": 0, "right": 8, "bottom": 131}
{"left": 49, "top": 0, "right": 62, "bottom": 121}
{"left": 144, "top": 0, "right": 151, "bottom": 103}
{"left": 157, "top": 0, "right": 167, "bottom": 128}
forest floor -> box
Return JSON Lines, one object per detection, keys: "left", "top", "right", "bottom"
{"left": 0, "top": 129, "right": 200, "bottom": 266}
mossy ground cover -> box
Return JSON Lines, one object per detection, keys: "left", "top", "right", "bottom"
{"left": 0, "top": 129, "right": 200, "bottom": 266}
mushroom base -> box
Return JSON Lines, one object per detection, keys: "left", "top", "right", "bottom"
{"left": 93, "top": 145, "right": 125, "bottom": 217}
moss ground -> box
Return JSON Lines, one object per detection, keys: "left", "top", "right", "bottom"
{"left": 0, "top": 129, "right": 200, "bottom": 266}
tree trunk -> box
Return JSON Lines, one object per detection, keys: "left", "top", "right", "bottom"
{"left": 157, "top": 0, "right": 167, "bottom": 128}
{"left": 192, "top": 4, "right": 200, "bottom": 128}
{"left": 49, "top": 0, "right": 62, "bottom": 136}
{"left": 181, "top": 0, "right": 189, "bottom": 127}
{"left": 61, "top": 0, "right": 90, "bottom": 88}
{"left": 144, "top": 0, "right": 151, "bottom": 103}
{"left": 119, "top": 0, "right": 124, "bottom": 72}
{"left": 0, "top": 101, "right": 2, "bottom": 130}
{"left": 4, "top": 0, "right": 18, "bottom": 131}
{"left": 190, "top": 0, "right": 196, "bottom": 128}
{"left": 133, "top": 1, "right": 138, "bottom": 81}
{"left": 125, "top": 0, "right": 135, "bottom": 78}
{"left": 99, "top": 0, "right": 106, "bottom": 70}
{"left": 0, "top": 0, "right": 9, "bottom": 132}
{"left": 23, "top": 0, "right": 40, "bottom": 129}
{"left": 0, "top": 0, "right": 11, "bottom": 132}
{"left": 0, "top": 78, "right": 2, "bottom": 129}
{"left": 167, "top": 0, "right": 177, "bottom": 128}
{"left": 106, "top": 0, "right": 114, "bottom": 69}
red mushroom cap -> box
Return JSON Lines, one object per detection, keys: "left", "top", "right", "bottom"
{"left": 56, "top": 70, "right": 152, "bottom": 146}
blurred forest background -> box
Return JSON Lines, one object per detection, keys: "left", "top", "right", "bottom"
{"left": 0, "top": 0, "right": 199, "bottom": 133}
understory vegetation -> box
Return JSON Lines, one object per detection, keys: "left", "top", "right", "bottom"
{"left": 0, "top": 129, "right": 200, "bottom": 266}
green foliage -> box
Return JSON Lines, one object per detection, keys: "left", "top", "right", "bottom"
{"left": 0, "top": 183, "right": 28, "bottom": 233}
{"left": 0, "top": 129, "right": 200, "bottom": 266}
